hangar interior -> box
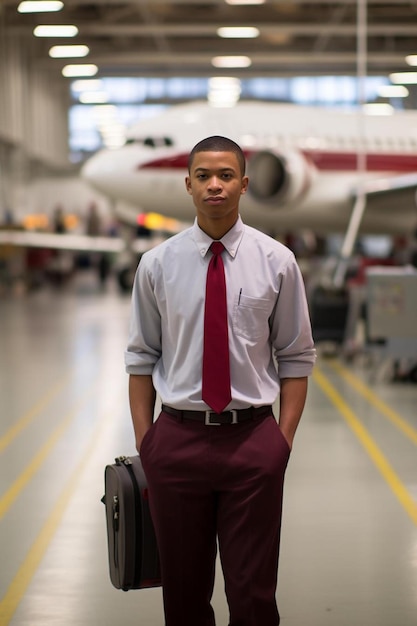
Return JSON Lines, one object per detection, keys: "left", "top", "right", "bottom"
{"left": 2, "top": 0, "right": 417, "bottom": 209}
{"left": 0, "top": 2, "right": 417, "bottom": 626}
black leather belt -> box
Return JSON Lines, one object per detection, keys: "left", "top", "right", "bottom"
{"left": 161, "top": 404, "right": 272, "bottom": 426}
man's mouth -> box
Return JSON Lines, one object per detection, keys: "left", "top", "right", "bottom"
{"left": 206, "top": 196, "right": 225, "bottom": 204}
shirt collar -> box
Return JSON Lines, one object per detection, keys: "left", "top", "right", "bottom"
{"left": 192, "top": 216, "right": 244, "bottom": 259}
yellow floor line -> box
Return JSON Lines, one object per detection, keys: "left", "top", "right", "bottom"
{"left": 0, "top": 386, "right": 124, "bottom": 626}
{"left": 329, "top": 359, "right": 417, "bottom": 447}
{"left": 0, "top": 384, "right": 97, "bottom": 520}
{"left": 313, "top": 367, "right": 417, "bottom": 527}
{"left": 0, "top": 376, "right": 69, "bottom": 453}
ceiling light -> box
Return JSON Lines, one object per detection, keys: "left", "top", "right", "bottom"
{"left": 101, "top": 127, "right": 125, "bottom": 139}
{"left": 79, "top": 91, "right": 109, "bottom": 104}
{"left": 97, "top": 118, "right": 126, "bottom": 149}
{"left": 34, "top": 25, "right": 78, "bottom": 37}
{"left": 217, "top": 27, "right": 259, "bottom": 38}
{"left": 72, "top": 79, "right": 103, "bottom": 91}
{"left": 93, "top": 105, "right": 117, "bottom": 119}
{"left": 209, "top": 76, "right": 241, "bottom": 88}
{"left": 225, "top": 0, "right": 265, "bottom": 5}
{"left": 62, "top": 64, "right": 98, "bottom": 77}
{"left": 389, "top": 72, "right": 417, "bottom": 84}
{"left": 208, "top": 77, "right": 241, "bottom": 96}
{"left": 377, "top": 85, "right": 409, "bottom": 98}
{"left": 102, "top": 136, "right": 126, "bottom": 149}
{"left": 208, "top": 76, "right": 241, "bottom": 107}
{"left": 49, "top": 45, "right": 89, "bottom": 58}
{"left": 18, "top": 1, "right": 63, "bottom": 12}
{"left": 211, "top": 56, "right": 252, "bottom": 68}
{"left": 405, "top": 55, "right": 417, "bottom": 66}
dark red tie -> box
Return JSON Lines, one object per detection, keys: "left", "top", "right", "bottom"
{"left": 202, "top": 242, "right": 232, "bottom": 413}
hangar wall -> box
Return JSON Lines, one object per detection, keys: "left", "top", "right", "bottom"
{"left": 0, "top": 33, "right": 70, "bottom": 219}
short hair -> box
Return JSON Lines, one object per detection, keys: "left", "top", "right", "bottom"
{"left": 188, "top": 135, "right": 246, "bottom": 175}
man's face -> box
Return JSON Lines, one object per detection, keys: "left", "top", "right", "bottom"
{"left": 185, "top": 151, "right": 248, "bottom": 227}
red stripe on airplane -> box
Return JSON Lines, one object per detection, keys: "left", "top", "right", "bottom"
{"left": 138, "top": 151, "right": 417, "bottom": 172}
{"left": 140, "top": 154, "right": 190, "bottom": 169}
{"left": 306, "top": 151, "right": 417, "bottom": 171}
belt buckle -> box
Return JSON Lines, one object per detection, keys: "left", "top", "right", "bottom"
{"left": 204, "top": 410, "right": 238, "bottom": 425}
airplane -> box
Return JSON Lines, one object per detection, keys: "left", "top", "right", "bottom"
{"left": 81, "top": 101, "right": 417, "bottom": 247}
{"left": 4, "top": 101, "right": 417, "bottom": 292}
{"left": 80, "top": 100, "right": 417, "bottom": 289}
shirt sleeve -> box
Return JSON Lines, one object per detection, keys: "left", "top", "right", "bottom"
{"left": 270, "top": 255, "right": 316, "bottom": 378}
{"left": 125, "top": 257, "right": 162, "bottom": 375}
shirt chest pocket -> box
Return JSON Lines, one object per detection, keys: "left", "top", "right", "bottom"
{"left": 232, "top": 294, "right": 271, "bottom": 340}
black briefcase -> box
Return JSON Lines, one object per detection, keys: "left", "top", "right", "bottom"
{"left": 102, "top": 455, "right": 161, "bottom": 591}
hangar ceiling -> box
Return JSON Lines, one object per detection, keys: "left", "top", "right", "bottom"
{"left": 3, "top": 0, "right": 417, "bottom": 80}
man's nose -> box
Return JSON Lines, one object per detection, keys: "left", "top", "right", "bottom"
{"left": 208, "top": 176, "right": 222, "bottom": 189}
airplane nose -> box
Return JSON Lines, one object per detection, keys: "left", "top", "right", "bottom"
{"left": 81, "top": 150, "right": 120, "bottom": 193}
{"left": 81, "top": 144, "right": 155, "bottom": 207}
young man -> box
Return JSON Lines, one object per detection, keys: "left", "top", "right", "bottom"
{"left": 125, "top": 136, "right": 316, "bottom": 626}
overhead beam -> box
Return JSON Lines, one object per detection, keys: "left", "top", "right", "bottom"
{"left": 39, "top": 51, "right": 410, "bottom": 68}
{"left": 10, "top": 22, "right": 417, "bottom": 38}
{"left": 74, "top": 23, "right": 417, "bottom": 37}
{"left": 3, "top": 0, "right": 416, "bottom": 5}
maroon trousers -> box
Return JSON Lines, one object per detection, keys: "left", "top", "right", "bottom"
{"left": 140, "top": 409, "right": 291, "bottom": 626}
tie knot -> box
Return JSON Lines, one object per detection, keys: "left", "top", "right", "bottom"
{"left": 210, "top": 242, "right": 225, "bottom": 256}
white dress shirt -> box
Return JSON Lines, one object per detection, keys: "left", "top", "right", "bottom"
{"left": 125, "top": 216, "right": 316, "bottom": 410}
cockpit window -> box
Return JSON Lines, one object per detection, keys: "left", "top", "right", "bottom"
{"left": 125, "top": 136, "right": 174, "bottom": 147}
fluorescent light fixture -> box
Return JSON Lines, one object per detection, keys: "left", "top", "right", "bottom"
{"left": 102, "top": 136, "right": 126, "bottom": 149}
{"left": 101, "top": 128, "right": 125, "bottom": 140}
{"left": 62, "top": 64, "right": 98, "bottom": 77}
{"left": 49, "top": 45, "right": 89, "bottom": 58}
{"left": 79, "top": 91, "right": 109, "bottom": 104}
{"left": 211, "top": 56, "right": 252, "bottom": 68}
{"left": 225, "top": 0, "right": 265, "bottom": 5}
{"left": 18, "top": 1, "right": 63, "bottom": 12}
{"left": 208, "top": 77, "right": 241, "bottom": 107}
{"left": 217, "top": 27, "right": 259, "bottom": 38}
{"left": 34, "top": 25, "right": 78, "bottom": 37}
{"left": 363, "top": 103, "right": 394, "bottom": 115}
{"left": 92, "top": 105, "right": 117, "bottom": 122}
{"left": 72, "top": 79, "right": 103, "bottom": 91}
{"left": 98, "top": 119, "right": 126, "bottom": 149}
{"left": 377, "top": 85, "right": 409, "bottom": 98}
{"left": 208, "top": 77, "right": 241, "bottom": 95}
{"left": 209, "top": 76, "right": 241, "bottom": 88}
{"left": 405, "top": 55, "right": 417, "bottom": 66}
{"left": 389, "top": 71, "right": 417, "bottom": 85}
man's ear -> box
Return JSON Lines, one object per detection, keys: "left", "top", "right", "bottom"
{"left": 185, "top": 176, "right": 192, "bottom": 195}
{"left": 241, "top": 176, "right": 249, "bottom": 195}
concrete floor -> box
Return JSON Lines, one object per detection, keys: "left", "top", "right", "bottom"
{"left": 1, "top": 274, "right": 416, "bottom": 625}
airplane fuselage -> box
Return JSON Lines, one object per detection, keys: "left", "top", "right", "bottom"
{"left": 82, "top": 102, "right": 417, "bottom": 236}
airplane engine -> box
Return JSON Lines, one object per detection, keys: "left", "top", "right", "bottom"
{"left": 247, "top": 149, "right": 315, "bottom": 207}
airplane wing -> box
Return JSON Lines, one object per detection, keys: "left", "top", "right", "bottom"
{"left": 0, "top": 230, "right": 159, "bottom": 255}
{"left": 330, "top": 171, "right": 417, "bottom": 286}
{"left": 340, "top": 171, "right": 417, "bottom": 239}
{"left": 360, "top": 172, "right": 417, "bottom": 213}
